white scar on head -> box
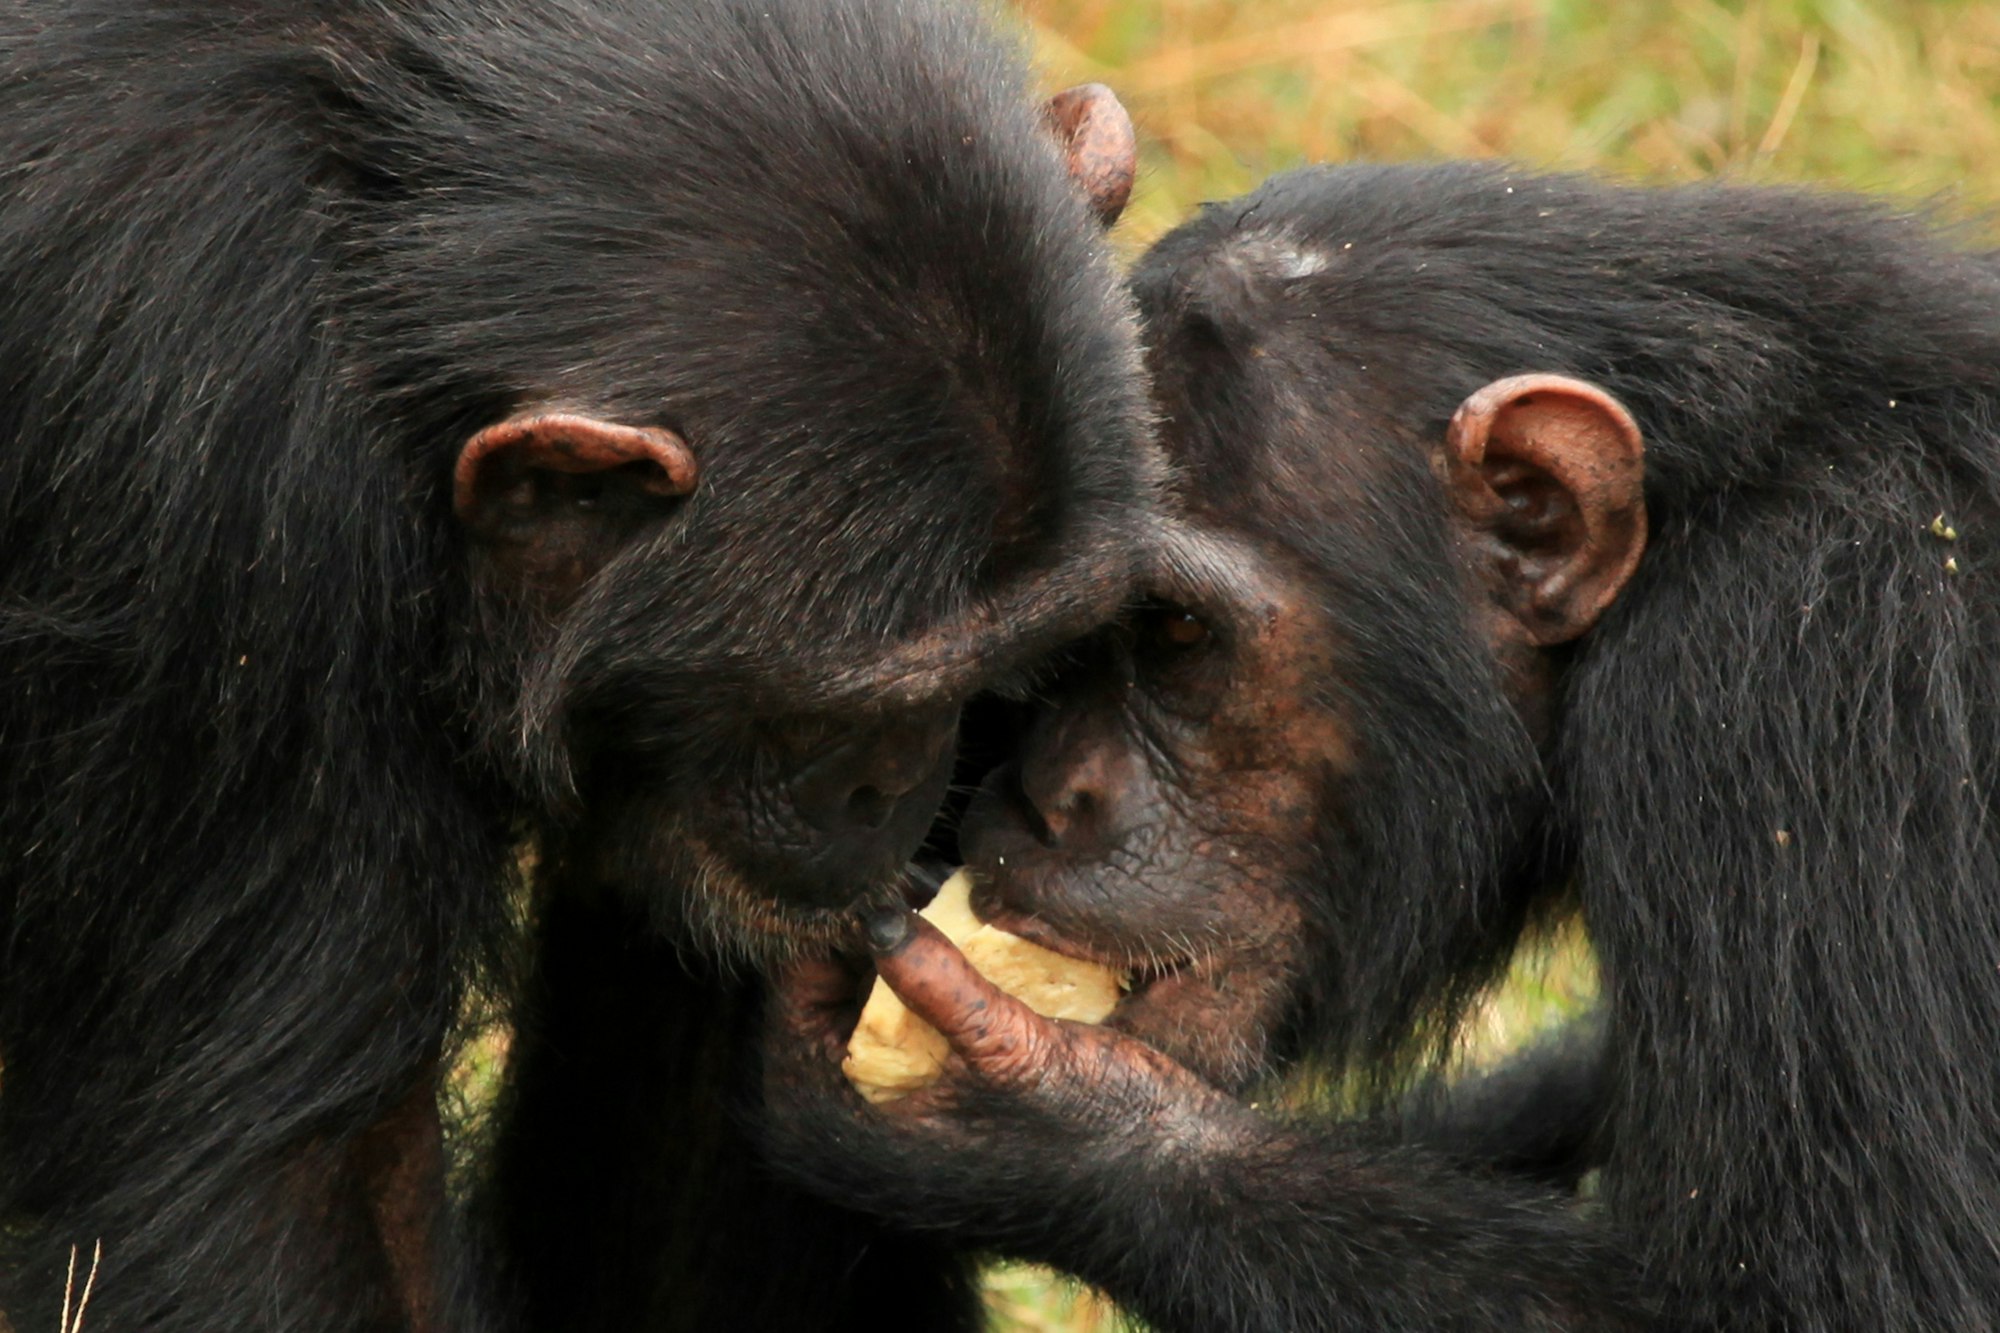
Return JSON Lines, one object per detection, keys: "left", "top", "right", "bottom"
{"left": 1227, "top": 232, "right": 1330, "bottom": 281}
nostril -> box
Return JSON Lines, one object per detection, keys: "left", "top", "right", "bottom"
{"left": 846, "top": 785, "right": 895, "bottom": 830}
{"left": 1039, "top": 788, "right": 1092, "bottom": 846}
{"left": 1007, "top": 764, "right": 1061, "bottom": 847}
{"left": 1052, "top": 788, "right": 1093, "bottom": 829}
{"left": 1055, "top": 780, "right": 1093, "bottom": 812}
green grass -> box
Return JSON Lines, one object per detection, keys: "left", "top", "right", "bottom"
{"left": 982, "top": 0, "right": 2000, "bottom": 1324}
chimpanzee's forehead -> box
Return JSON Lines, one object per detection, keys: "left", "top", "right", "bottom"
{"left": 346, "top": 0, "right": 1148, "bottom": 469}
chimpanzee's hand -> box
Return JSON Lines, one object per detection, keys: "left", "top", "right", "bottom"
{"left": 757, "top": 907, "right": 1259, "bottom": 1254}
{"left": 855, "top": 906, "right": 1244, "bottom": 1136}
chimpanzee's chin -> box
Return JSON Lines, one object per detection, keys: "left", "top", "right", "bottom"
{"left": 568, "top": 773, "right": 928, "bottom": 953}
{"left": 641, "top": 862, "right": 872, "bottom": 965}
{"left": 569, "top": 821, "right": 834, "bottom": 963}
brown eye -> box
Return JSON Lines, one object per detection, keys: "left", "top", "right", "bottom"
{"left": 1140, "top": 603, "right": 1211, "bottom": 651}
{"left": 1163, "top": 611, "right": 1209, "bottom": 646}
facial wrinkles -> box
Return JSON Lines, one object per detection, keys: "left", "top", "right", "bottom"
{"left": 1177, "top": 529, "right": 1352, "bottom": 789}
{"left": 1104, "top": 585, "right": 1343, "bottom": 959}
{"left": 1108, "top": 871, "right": 1310, "bottom": 1089}
{"left": 1096, "top": 653, "right": 1263, "bottom": 916}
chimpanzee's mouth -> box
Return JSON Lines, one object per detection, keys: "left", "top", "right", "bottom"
{"left": 901, "top": 853, "right": 956, "bottom": 907}
{"left": 958, "top": 900, "right": 1187, "bottom": 1006}
{"left": 891, "top": 688, "right": 1210, "bottom": 1014}
{"left": 913, "top": 691, "right": 1036, "bottom": 870}
{"left": 1125, "top": 952, "right": 1195, "bottom": 996}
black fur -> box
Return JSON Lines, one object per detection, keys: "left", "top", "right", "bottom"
{"left": 487, "top": 875, "right": 984, "bottom": 1333}
{"left": 0, "top": 3, "right": 1149, "bottom": 1330}
{"left": 764, "top": 164, "right": 2000, "bottom": 1331}
{"left": 1116, "top": 164, "right": 2000, "bottom": 1328}
{"left": 1398, "top": 1012, "right": 1610, "bottom": 1193}
{"left": 1127, "top": 164, "right": 2000, "bottom": 1329}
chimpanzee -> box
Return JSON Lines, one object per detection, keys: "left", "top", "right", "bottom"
{"left": 0, "top": 2, "right": 1156, "bottom": 1330}
{"left": 762, "top": 161, "right": 2000, "bottom": 1331}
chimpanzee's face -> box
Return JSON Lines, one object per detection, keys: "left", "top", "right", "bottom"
{"left": 413, "top": 57, "right": 1155, "bottom": 956}
{"left": 958, "top": 203, "right": 1655, "bottom": 1079}
{"left": 482, "top": 390, "right": 1148, "bottom": 957}
{"left": 959, "top": 517, "right": 1349, "bottom": 1088}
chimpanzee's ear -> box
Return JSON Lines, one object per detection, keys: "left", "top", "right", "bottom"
{"left": 454, "top": 411, "right": 698, "bottom": 599}
{"left": 1444, "top": 374, "right": 1646, "bottom": 646}
{"left": 1045, "top": 84, "right": 1136, "bottom": 228}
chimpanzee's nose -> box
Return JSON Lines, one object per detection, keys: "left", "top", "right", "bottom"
{"left": 740, "top": 707, "right": 960, "bottom": 914}
{"left": 1014, "top": 712, "right": 1134, "bottom": 853}
{"left": 793, "top": 707, "right": 958, "bottom": 835}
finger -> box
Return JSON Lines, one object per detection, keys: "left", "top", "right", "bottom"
{"left": 863, "top": 908, "right": 1052, "bottom": 1085}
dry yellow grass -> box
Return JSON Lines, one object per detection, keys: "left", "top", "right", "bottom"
{"left": 1020, "top": 0, "right": 2000, "bottom": 253}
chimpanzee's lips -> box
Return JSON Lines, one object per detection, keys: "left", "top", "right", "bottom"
{"left": 971, "top": 905, "right": 1191, "bottom": 1004}
{"left": 1126, "top": 953, "right": 1194, "bottom": 993}
{"left": 971, "top": 904, "right": 1100, "bottom": 959}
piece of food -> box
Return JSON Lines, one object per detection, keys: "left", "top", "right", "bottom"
{"left": 842, "top": 869, "right": 1125, "bottom": 1103}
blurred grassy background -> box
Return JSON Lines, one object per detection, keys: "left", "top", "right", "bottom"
{"left": 983, "top": 1, "right": 2000, "bottom": 1326}
{"left": 1025, "top": 0, "right": 2000, "bottom": 254}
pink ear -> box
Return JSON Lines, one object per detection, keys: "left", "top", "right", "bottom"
{"left": 453, "top": 412, "right": 698, "bottom": 524}
{"left": 1445, "top": 374, "right": 1646, "bottom": 645}
{"left": 1045, "top": 84, "right": 1136, "bottom": 228}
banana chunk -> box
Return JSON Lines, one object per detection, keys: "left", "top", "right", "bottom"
{"left": 841, "top": 869, "right": 1125, "bottom": 1103}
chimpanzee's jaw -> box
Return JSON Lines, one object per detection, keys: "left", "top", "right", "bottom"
{"left": 1108, "top": 980, "right": 1276, "bottom": 1092}
{"left": 644, "top": 849, "right": 908, "bottom": 964}
{"left": 967, "top": 897, "right": 1277, "bottom": 1089}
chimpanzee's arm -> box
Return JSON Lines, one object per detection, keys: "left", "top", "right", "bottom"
{"left": 1398, "top": 1010, "right": 1610, "bottom": 1191}
{"left": 483, "top": 879, "right": 982, "bottom": 1333}
{"left": 1050, "top": 1112, "right": 1641, "bottom": 1333}
{"left": 761, "top": 915, "right": 1654, "bottom": 1333}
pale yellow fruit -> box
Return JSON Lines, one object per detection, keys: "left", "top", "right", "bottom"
{"left": 841, "top": 869, "right": 1125, "bottom": 1104}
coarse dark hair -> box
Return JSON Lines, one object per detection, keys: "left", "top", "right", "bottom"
{"left": 0, "top": 2, "right": 1149, "bottom": 1330}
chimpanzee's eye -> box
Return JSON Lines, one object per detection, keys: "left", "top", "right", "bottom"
{"left": 1137, "top": 601, "right": 1212, "bottom": 652}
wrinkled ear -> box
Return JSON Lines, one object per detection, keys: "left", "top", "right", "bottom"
{"left": 1044, "top": 83, "right": 1136, "bottom": 228}
{"left": 1444, "top": 374, "right": 1646, "bottom": 646}
{"left": 454, "top": 411, "right": 697, "bottom": 600}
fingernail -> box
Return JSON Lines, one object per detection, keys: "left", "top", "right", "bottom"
{"left": 864, "top": 907, "right": 914, "bottom": 954}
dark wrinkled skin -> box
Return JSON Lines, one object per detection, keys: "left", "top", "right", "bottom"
{"left": 958, "top": 532, "right": 1348, "bottom": 1089}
